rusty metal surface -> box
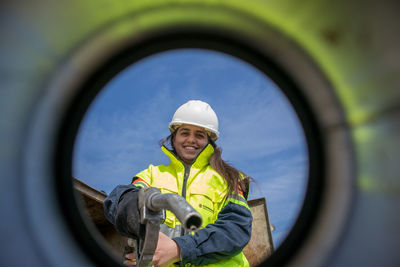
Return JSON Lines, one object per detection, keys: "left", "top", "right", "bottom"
{"left": 74, "top": 178, "right": 128, "bottom": 260}
{"left": 244, "top": 198, "right": 274, "bottom": 266}
{"left": 73, "top": 179, "right": 109, "bottom": 228}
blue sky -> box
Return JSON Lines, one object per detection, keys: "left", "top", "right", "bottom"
{"left": 73, "top": 49, "right": 308, "bottom": 247}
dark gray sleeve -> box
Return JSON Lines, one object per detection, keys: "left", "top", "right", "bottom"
{"left": 103, "top": 184, "right": 139, "bottom": 224}
{"left": 173, "top": 202, "right": 252, "bottom": 266}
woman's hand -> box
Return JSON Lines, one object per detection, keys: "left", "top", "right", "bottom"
{"left": 123, "top": 232, "right": 181, "bottom": 267}
{"left": 152, "top": 232, "right": 181, "bottom": 267}
{"left": 123, "top": 252, "right": 136, "bottom": 266}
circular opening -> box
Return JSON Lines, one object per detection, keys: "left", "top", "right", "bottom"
{"left": 56, "top": 32, "right": 324, "bottom": 267}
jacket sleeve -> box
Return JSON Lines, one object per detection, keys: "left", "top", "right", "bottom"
{"left": 172, "top": 195, "right": 253, "bottom": 266}
{"left": 103, "top": 168, "right": 152, "bottom": 225}
{"left": 103, "top": 184, "right": 139, "bottom": 225}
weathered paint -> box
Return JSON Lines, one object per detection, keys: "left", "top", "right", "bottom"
{"left": 243, "top": 198, "right": 274, "bottom": 266}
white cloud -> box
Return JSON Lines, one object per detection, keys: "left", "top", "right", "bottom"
{"left": 218, "top": 84, "right": 306, "bottom": 160}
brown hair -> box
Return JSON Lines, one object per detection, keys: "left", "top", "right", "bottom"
{"left": 209, "top": 140, "right": 250, "bottom": 199}
{"left": 159, "top": 133, "right": 250, "bottom": 198}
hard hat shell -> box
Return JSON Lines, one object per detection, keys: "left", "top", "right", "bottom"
{"left": 169, "top": 100, "right": 219, "bottom": 141}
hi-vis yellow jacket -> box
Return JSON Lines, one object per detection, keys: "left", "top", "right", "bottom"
{"left": 132, "top": 144, "right": 252, "bottom": 267}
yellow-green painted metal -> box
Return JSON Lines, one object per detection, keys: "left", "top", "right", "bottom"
{"left": 3, "top": 0, "right": 399, "bottom": 125}
{"left": 1, "top": 0, "right": 399, "bottom": 266}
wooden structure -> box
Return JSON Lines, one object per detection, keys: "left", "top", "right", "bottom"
{"left": 74, "top": 179, "right": 274, "bottom": 266}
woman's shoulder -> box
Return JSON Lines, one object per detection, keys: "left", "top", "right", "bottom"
{"left": 200, "top": 166, "right": 229, "bottom": 187}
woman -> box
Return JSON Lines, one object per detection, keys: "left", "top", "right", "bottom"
{"left": 104, "top": 100, "right": 252, "bottom": 267}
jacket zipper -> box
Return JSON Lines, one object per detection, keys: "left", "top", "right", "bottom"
{"left": 162, "top": 144, "right": 209, "bottom": 236}
{"left": 179, "top": 144, "right": 208, "bottom": 198}
{"left": 181, "top": 164, "right": 191, "bottom": 199}
{"left": 180, "top": 164, "right": 191, "bottom": 236}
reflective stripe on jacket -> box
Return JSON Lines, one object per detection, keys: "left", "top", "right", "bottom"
{"left": 133, "top": 144, "right": 252, "bottom": 267}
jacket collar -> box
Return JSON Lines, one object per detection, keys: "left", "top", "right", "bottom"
{"left": 161, "top": 143, "right": 214, "bottom": 170}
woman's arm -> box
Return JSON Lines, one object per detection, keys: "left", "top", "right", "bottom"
{"left": 104, "top": 176, "right": 151, "bottom": 224}
{"left": 173, "top": 198, "right": 252, "bottom": 266}
{"left": 103, "top": 184, "right": 139, "bottom": 224}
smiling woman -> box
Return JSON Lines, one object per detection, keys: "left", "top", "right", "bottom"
{"left": 2, "top": 1, "right": 399, "bottom": 267}
{"left": 102, "top": 98, "right": 255, "bottom": 266}
{"left": 170, "top": 125, "right": 209, "bottom": 164}
{"left": 73, "top": 49, "right": 309, "bottom": 250}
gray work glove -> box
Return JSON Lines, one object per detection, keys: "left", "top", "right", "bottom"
{"left": 115, "top": 190, "right": 145, "bottom": 240}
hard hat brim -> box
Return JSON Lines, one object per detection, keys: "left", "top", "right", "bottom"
{"left": 169, "top": 122, "right": 219, "bottom": 141}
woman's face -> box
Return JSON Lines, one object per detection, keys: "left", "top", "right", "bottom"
{"left": 173, "top": 124, "right": 209, "bottom": 165}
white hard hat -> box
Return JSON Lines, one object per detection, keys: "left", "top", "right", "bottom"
{"left": 169, "top": 100, "right": 219, "bottom": 141}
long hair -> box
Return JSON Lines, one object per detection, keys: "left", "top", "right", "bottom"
{"left": 209, "top": 140, "right": 250, "bottom": 199}
{"left": 159, "top": 133, "right": 250, "bottom": 198}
